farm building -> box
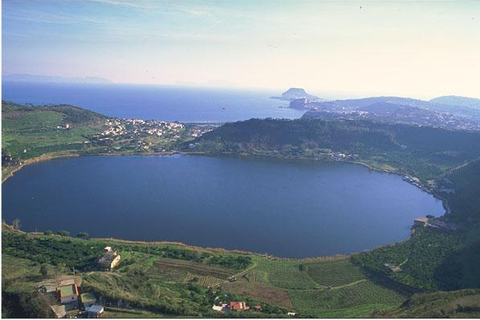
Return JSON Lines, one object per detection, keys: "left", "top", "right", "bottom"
{"left": 56, "top": 283, "right": 79, "bottom": 304}
{"left": 98, "top": 247, "right": 121, "bottom": 270}
{"left": 86, "top": 304, "right": 104, "bottom": 318}
{"left": 229, "top": 301, "right": 248, "bottom": 311}
{"left": 212, "top": 304, "right": 229, "bottom": 312}
{"left": 80, "top": 292, "right": 97, "bottom": 309}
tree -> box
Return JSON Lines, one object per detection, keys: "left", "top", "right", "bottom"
{"left": 40, "top": 264, "right": 49, "bottom": 277}
{"left": 12, "top": 219, "right": 21, "bottom": 230}
{"left": 76, "top": 232, "right": 89, "bottom": 239}
{"left": 57, "top": 230, "right": 70, "bottom": 237}
{"left": 44, "top": 230, "right": 53, "bottom": 236}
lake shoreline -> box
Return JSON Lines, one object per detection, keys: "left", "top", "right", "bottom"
{"left": 3, "top": 149, "right": 449, "bottom": 218}
{"left": 3, "top": 150, "right": 448, "bottom": 260}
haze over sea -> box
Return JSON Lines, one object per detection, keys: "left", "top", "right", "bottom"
{"left": 2, "top": 82, "right": 305, "bottom": 123}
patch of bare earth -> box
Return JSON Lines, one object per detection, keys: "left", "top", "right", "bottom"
{"left": 155, "top": 258, "right": 235, "bottom": 279}
{"left": 222, "top": 282, "right": 293, "bottom": 309}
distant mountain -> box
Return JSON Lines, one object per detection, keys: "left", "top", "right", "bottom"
{"left": 303, "top": 96, "right": 480, "bottom": 121}
{"left": 303, "top": 99, "right": 480, "bottom": 131}
{"left": 430, "top": 96, "right": 480, "bottom": 110}
{"left": 2, "top": 74, "right": 113, "bottom": 84}
{"left": 272, "top": 87, "right": 323, "bottom": 102}
{"left": 321, "top": 96, "right": 433, "bottom": 110}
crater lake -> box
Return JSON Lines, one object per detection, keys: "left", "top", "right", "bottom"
{"left": 2, "top": 155, "right": 444, "bottom": 258}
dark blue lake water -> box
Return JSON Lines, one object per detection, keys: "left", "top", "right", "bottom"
{"left": 2, "top": 82, "right": 304, "bottom": 122}
{"left": 2, "top": 155, "right": 444, "bottom": 258}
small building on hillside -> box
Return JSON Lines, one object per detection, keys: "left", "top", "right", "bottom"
{"left": 212, "top": 304, "right": 229, "bottom": 312}
{"left": 98, "top": 247, "right": 121, "bottom": 270}
{"left": 414, "top": 217, "right": 429, "bottom": 227}
{"left": 229, "top": 301, "right": 248, "bottom": 311}
{"left": 57, "top": 284, "right": 79, "bottom": 304}
{"left": 80, "top": 292, "right": 97, "bottom": 309}
{"left": 86, "top": 304, "right": 104, "bottom": 318}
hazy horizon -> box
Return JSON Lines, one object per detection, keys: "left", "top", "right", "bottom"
{"left": 3, "top": 0, "right": 480, "bottom": 99}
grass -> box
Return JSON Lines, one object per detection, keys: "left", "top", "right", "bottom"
{"left": 2, "top": 102, "right": 107, "bottom": 160}
{"left": 1, "top": 255, "right": 40, "bottom": 281}
{"left": 383, "top": 289, "right": 480, "bottom": 318}
{"left": 305, "top": 259, "right": 366, "bottom": 287}
{"left": 256, "top": 259, "right": 318, "bottom": 290}
{"left": 103, "top": 306, "right": 164, "bottom": 318}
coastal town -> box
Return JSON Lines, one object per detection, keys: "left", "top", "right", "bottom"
{"left": 87, "top": 118, "right": 219, "bottom": 154}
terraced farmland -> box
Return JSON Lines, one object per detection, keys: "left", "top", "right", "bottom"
{"left": 288, "top": 280, "right": 407, "bottom": 317}
{"left": 305, "top": 259, "right": 366, "bottom": 287}
{"left": 155, "top": 258, "right": 236, "bottom": 279}
{"left": 184, "top": 273, "right": 223, "bottom": 287}
{"left": 256, "top": 259, "right": 318, "bottom": 289}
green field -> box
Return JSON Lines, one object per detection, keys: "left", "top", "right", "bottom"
{"left": 2, "top": 102, "right": 107, "bottom": 160}
{"left": 305, "top": 259, "right": 366, "bottom": 287}
{"left": 256, "top": 259, "right": 319, "bottom": 289}
{"left": 288, "top": 281, "right": 406, "bottom": 317}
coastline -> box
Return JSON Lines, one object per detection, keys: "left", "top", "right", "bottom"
{"left": 2, "top": 149, "right": 451, "bottom": 217}
{"left": 91, "top": 236, "right": 349, "bottom": 262}
{"left": 2, "top": 151, "right": 81, "bottom": 183}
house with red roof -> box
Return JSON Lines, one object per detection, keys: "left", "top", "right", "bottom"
{"left": 229, "top": 301, "right": 248, "bottom": 311}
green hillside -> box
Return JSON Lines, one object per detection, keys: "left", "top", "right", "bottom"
{"left": 2, "top": 227, "right": 410, "bottom": 318}
{"left": 381, "top": 289, "right": 480, "bottom": 318}
{"left": 192, "top": 118, "right": 480, "bottom": 181}
{"left": 2, "top": 101, "right": 107, "bottom": 160}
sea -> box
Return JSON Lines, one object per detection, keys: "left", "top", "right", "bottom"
{"left": 2, "top": 82, "right": 305, "bottom": 122}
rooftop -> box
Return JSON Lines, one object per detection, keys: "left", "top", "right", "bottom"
{"left": 86, "top": 305, "right": 104, "bottom": 314}
{"left": 98, "top": 251, "right": 118, "bottom": 266}
{"left": 58, "top": 284, "right": 78, "bottom": 298}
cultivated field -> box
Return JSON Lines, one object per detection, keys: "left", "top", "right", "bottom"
{"left": 222, "top": 282, "right": 294, "bottom": 309}
{"left": 288, "top": 280, "right": 407, "bottom": 317}
{"left": 155, "top": 258, "right": 236, "bottom": 279}
{"left": 305, "top": 259, "right": 366, "bottom": 287}
{"left": 256, "top": 259, "right": 318, "bottom": 289}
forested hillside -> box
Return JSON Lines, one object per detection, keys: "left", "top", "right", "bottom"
{"left": 192, "top": 118, "right": 480, "bottom": 181}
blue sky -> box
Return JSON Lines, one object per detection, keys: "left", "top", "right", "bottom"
{"left": 2, "top": 0, "right": 480, "bottom": 98}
